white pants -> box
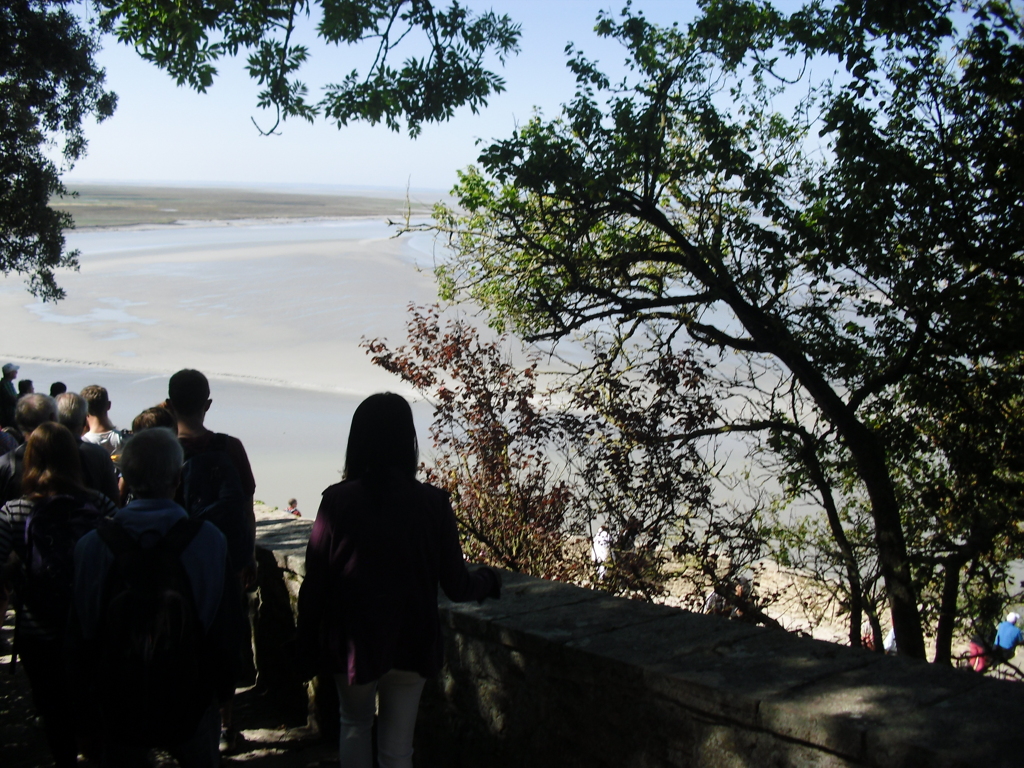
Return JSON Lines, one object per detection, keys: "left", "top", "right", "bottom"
{"left": 334, "top": 668, "right": 427, "bottom": 768}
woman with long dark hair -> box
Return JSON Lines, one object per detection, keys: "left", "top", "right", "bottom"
{"left": 297, "top": 392, "right": 500, "bottom": 768}
{"left": 0, "top": 422, "right": 117, "bottom": 767}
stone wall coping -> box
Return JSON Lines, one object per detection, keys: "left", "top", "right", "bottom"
{"left": 257, "top": 514, "right": 1024, "bottom": 766}
{"left": 439, "top": 570, "right": 1024, "bottom": 766}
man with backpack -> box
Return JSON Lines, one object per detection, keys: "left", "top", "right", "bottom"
{"left": 168, "top": 369, "right": 256, "bottom": 574}
{"left": 0, "top": 422, "right": 118, "bottom": 767}
{"left": 72, "top": 427, "right": 240, "bottom": 767}
{"left": 168, "top": 368, "right": 257, "bottom": 752}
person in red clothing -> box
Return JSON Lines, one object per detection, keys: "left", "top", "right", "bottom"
{"left": 296, "top": 392, "right": 500, "bottom": 768}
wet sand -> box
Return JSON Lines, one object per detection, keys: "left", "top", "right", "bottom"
{"left": 0, "top": 215, "right": 443, "bottom": 511}
{"left": 55, "top": 184, "right": 437, "bottom": 229}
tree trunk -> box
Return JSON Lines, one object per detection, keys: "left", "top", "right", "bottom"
{"left": 934, "top": 552, "right": 967, "bottom": 665}
{"left": 842, "top": 426, "right": 926, "bottom": 659}
{"left": 798, "top": 433, "right": 864, "bottom": 647}
{"left": 646, "top": 206, "right": 927, "bottom": 657}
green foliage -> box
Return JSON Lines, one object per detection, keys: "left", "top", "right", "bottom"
{"left": 3, "top": 1, "right": 518, "bottom": 300}
{"left": 96, "top": 0, "right": 521, "bottom": 135}
{"left": 0, "top": 0, "right": 116, "bottom": 300}
{"left": 431, "top": 1, "right": 1024, "bottom": 660}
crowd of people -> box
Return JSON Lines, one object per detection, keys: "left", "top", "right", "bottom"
{"left": 0, "top": 366, "right": 500, "bottom": 768}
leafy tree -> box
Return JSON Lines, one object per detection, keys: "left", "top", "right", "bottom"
{"left": 1, "top": 0, "right": 116, "bottom": 300}
{"left": 95, "top": 0, "right": 521, "bottom": 135}
{"left": 3, "top": 1, "right": 519, "bottom": 299}
{"left": 428, "top": 1, "right": 1024, "bottom": 660}
{"left": 363, "top": 305, "right": 726, "bottom": 600}
{"left": 363, "top": 304, "right": 585, "bottom": 583}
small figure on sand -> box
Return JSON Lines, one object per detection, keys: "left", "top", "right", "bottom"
{"left": 592, "top": 524, "right": 611, "bottom": 578}
{"left": 703, "top": 576, "right": 754, "bottom": 620}
{"left": 286, "top": 498, "right": 301, "bottom": 517}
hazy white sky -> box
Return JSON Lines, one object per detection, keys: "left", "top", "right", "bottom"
{"left": 65, "top": 1, "right": 692, "bottom": 193}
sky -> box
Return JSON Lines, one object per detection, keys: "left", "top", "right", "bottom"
{"left": 64, "top": 1, "right": 693, "bottom": 194}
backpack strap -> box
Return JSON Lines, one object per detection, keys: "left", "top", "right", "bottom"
{"left": 96, "top": 519, "right": 145, "bottom": 583}
{"left": 161, "top": 517, "right": 205, "bottom": 557}
{"left": 98, "top": 516, "right": 204, "bottom": 558}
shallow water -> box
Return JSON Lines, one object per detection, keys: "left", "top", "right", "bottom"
{"left": 0, "top": 219, "right": 441, "bottom": 512}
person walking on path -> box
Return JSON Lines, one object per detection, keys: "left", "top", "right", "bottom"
{"left": 72, "top": 428, "right": 239, "bottom": 768}
{"left": 296, "top": 392, "right": 501, "bottom": 768}
{"left": 1, "top": 363, "right": 20, "bottom": 428}
{"left": 0, "top": 394, "right": 58, "bottom": 504}
{"left": 0, "top": 423, "right": 117, "bottom": 767}
{"left": 168, "top": 368, "right": 257, "bottom": 753}
{"left": 56, "top": 393, "right": 120, "bottom": 506}
{"left": 80, "top": 385, "right": 124, "bottom": 457}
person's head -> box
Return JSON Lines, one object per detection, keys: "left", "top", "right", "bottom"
{"left": 168, "top": 369, "right": 211, "bottom": 418}
{"left": 2, "top": 363, "right": 19, "bottom": 380}
{"left": 80, "top": 385, "right": 111, "bottom": 417}
{"left": 120, "top": 427, "right": 183, "bottom": 499}
{"left": 343, "top": 392, "right": 418, "bottom": 485}
{"left": 56, "top": 392, "right": 88, "bottom": 436}
{"left": 18, "top": 379, "right": 33, "bottom": 396}
{"left": 287, "top": 498, "right": 297, "bottom": 508}
{"left": 22, "top": 422, "right": 84, "bottom": 499}
{"left": 132, "top": 405, "right": 178, "bottom": 433}
{"left": 15, "top": 394, "right": 57, "bottom": 436}
{"left": 1008, "top": 612, "right": 1020, "bottom": 625}
{"left": 49, "top": 381, "right": 67, "bottom": 397}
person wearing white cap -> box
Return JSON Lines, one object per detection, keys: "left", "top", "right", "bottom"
{"left": 993, "top": 612, "right": 1023, "bottom": 663}
{"left": 1, "top": 363, "right": 19, "bottom": 429}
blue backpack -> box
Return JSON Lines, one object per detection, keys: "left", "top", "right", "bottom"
{"left": 96, "top": 517, "right": 210, "bottom": 746}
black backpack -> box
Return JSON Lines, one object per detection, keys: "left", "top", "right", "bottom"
{"left": 22, "top": 493, "right": 106, "bottom": 635}
{"left": 95, "top": 517, "right": 211, "bottom": 746}
{"left": 180, "top": 433, "right": 252, "bottom": 572}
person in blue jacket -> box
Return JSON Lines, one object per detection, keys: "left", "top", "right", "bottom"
{"left": 993, "top": 612, "right": 1024, "bottom": 663}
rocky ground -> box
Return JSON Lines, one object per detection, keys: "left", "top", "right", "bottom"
{"left": 0, "top": 608, "right": 339, "bottom": 768}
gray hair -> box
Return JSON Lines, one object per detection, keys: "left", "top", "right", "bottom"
{"left": 15, "top": 394, "right": 57, "bottom": 434}
{"left": 56, "top": 392, "right": 88, "bottom": 435}
{"left": 120, "top": 427, "right": 183, "bottom": 498}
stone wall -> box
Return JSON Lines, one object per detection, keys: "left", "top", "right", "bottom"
{"left": 254, "top": 510, "right": 1024, "bottom": 767}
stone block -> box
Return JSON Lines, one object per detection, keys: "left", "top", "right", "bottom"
{"left": 866, "top": 674, "right": 1024, "bottom": 768}
{"left": 760, "top": 653, "right": 985, "bottom": 760}
{"left": 567, "top": 608, "right": 763, "bottom": 667}
{"left": 647, "top": 627, "right": 875, "bottom": 726}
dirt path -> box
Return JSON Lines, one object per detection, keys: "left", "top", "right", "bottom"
{"left": 0, "top": 609, "right": 338, "bottom": 767}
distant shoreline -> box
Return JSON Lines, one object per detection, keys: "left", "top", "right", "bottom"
{"left": 54, "top": 183, "right": 440, "bottom": 230}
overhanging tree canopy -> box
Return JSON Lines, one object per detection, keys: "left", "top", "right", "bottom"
{"left": 1, "top": 0, "right": 116, "bottom": 301}
{"left": 95, "top": 0, "right": 521, "bottom": 135}
{"left": 432, "top": 0, "right": 1024, "bottom": 660}
{"left": 1, "top": 0, "right": 521, "bottom": 298}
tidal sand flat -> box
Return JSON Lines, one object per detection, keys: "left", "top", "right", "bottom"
{"left": 0, "top": 215, "right": 443, "bottom": 510}
{"left": 54, "top": 184, "right": 437, "bottom": 229}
